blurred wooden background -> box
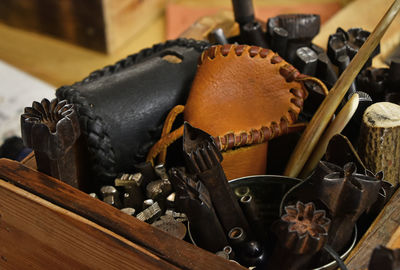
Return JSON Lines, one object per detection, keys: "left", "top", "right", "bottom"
{"left": 0, "top": 0, "right": 399, "bottom": 88}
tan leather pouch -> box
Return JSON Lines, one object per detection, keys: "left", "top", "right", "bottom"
{"left": 184, "top": 44, "right": 310, "bottom": 180}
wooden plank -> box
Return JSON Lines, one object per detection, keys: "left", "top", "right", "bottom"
{"left": 345, "top": 187, "right": 400, "bottom": 269}
{"left": 313, "top": 0, "right": 400, "bottom": 67}
{"left": 387, "top": 226, "right": 400, "bottom": 248}
{"left": 0, "top": 158, "right": 244, "bottom": 270}
{"left": 0, "top": 179, "right": 179, "bottom": 270}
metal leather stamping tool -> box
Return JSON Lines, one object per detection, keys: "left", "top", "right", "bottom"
{"left": 285, "top": 162, "right": 381, "bottom": 255}
{"left": 231, "top": 0, "right": 255, "bottom": 26}
{"left": 216, "top": 246, "right": 235, "bottom": 260}
{"left": 227, "top": 227, "right": 266, "bottom": 268}
{"left": 169, "top": 167, "right": 229, "bottom": 253}
{"left": 183, "top": 123, "right": 252, "bottom": 237}
{"left": 21, "top": 98, "right": 82, "bottom": 188}
{"left": 240, "top": 21, "right": 268, "bottom": 48}
{"left": 294, "top": 47, "right": 318, "bottom": 76}
{"left": 267, "top": 14, "right": 321, "bottom": 63}
{"left": 100, "top": 186, "right": 121, "bottom": 208}
{"left": 328, "top": 27, "right": 380, "bottom": 69}
{"left": 143, "top": 199, "right": 154, "bottom": 209}
{"left": 134, "top": 161, "right": 158, "bottom": 188}
{"left": 239, "top": 195, "right": 263, "bottom": 240}
{"left": 136, "top": 201, "right": 162, "bottom": 223}
{"left": 268, "top": 201, "right": 330, "bottom": 270}
{"left": 209, "top": 28, "right": 229, "bottom": 45}
{"left": 270, "top": 27, "right": 288, "bottom": 57}
{"left": 151, "top": 215, "right": 187, "bottom": 240}
{"left": 165, "top": 209, "right": 187, "bottom": 222}
{"left": 146, "top": 179, "right": 172, "bottom": 205}
{"left": 341, "top": 91, "right": 373, "bottom": 144}
{"left": 89, "top": 193, "right": 98, "bottom": 199}
{"left": 120, "top": 207, "right": 136, "bottom": 216}
{"left": 115, "top": 173, "right": 144, "bottom": 210}
{"left": 368, "top": 246, "right": 400, "bottom": 270}
{"left": 337, "top": 55, "right": 357, "bottom": 99}
{"left": 166, "top": 192, "right": 176, "bottom": 210}
{"left": 315, "top": 52, "right": 338, "bottom": 89}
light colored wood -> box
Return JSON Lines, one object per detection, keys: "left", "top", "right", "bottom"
{"left": 0, "top": 179, "right": 178, "bottom": 269}
{"left": 0, "top": 15, "right": 165, "bottom": 87}
{"left": 387, "top": 226, "right": 400, "bottom": 248}
{"left": 103, "top": 0, "right": 165, "bottom": 52}
{"left": 284, "top": 0, "right": 400, "bottom": 178}
{"left": 358, "top": 102, "right": 400, "bottom": 186}
{"left": 313, "top": 0, "right": 400, "bottom": 67}
{"left": 299, "top": 92, "right": 359, "bottom": 178}
{"left": 0, "top": 0, "right": 165, "bottom": 53}
{"left": 179, "top": 10, "right": 238, "bottom": 41}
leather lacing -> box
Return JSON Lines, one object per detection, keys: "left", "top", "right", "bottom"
{"left": 57, "top": 38, "right": 210, "bottom": 183}
{"left": 146, "top": 44, "right": 328, "bottom": 166}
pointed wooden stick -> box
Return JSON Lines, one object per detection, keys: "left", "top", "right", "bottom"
{"left": 299, "top": 93, "right": 359, "bottom": 178}
{"left": 284, "top": 0, "right": 400, "bottom": 178}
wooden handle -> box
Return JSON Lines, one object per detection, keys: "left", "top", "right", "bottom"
{"left": 284, "top": 0, "right": 400, "bottom": 178}
{"left": 358, "top": 102, "right": 400, "bottom": 186}
{"left": 299, "top": 93, "right": 359, "bottom": 178}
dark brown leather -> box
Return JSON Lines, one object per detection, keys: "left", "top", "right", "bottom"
{"left": 184, "top": 44, "right": 310, "bottom": 180}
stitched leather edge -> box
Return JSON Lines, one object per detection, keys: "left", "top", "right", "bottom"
{"left": 200, "top": 44, "right": 312, "bottom": 152}
{"left": 56, "top": 38, "right": 210, "bottom": 183}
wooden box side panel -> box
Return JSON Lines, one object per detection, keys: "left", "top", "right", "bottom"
{"left": 0, "top": 179, "right": 178, "bottom": 270}
{"left": 0, "top": 0, "right": 107, "bottom": 52}
{"left": 0, "top": 159, "right": 244, "bottom": 270}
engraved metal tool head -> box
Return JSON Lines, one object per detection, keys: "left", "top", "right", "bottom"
{"left": 21, "top": 98, "right": 80, "bottom": 159}
{"left": 183, "top": 122, "right": 222, "bottom": 174}
{"left": 274, "top": 201, "right": 330, "bottom": 254}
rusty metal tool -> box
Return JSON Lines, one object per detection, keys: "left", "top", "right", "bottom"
{"left": 268, "top": 201, "right": 330, "bottom": 270}
{"left": 169, "top": 167, "right": 229, "bottom": 253}
{"left": 283, "top": 162, "right": 382, "bottom": 256}
{"left": 115, "top": 173, "right": 144, "bottom": 211}
{"left": 100, "top": 185, "right": 122, "bottom": 208}
{"left": 21, "top": 98, "right": 82, "bottom": 188}
{"left": 136, "top": 201, "right": 162, "bottom": 223}
{"left": 182, "top": 122, "right": 252, "bottom": 236}
{"left": 284, "top": 0, "right": 400, "bottom": 178}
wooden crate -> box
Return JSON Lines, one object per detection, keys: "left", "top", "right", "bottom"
{"left": 0, "top": 0, "right": 165, "bottom": 53}
{"left": 1, "top": 155, "right": 400, "bottom": 269}
{"left": 0, "top": 157, "right": 244, "bottom": 269}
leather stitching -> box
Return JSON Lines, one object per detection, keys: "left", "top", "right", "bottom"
{"left": 57, "top": 38, "right": 210, "bottom": 183}
{"left": 196, "top": 44, "right": 323, "bottom": 152}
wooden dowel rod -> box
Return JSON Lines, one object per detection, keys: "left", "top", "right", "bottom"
{"left": 284, "top": 0, "right": 400, "bottom": 178}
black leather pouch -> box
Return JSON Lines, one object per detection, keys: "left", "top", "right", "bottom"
{"left": 56, "top": 38, "right": 209, "bottom": 184}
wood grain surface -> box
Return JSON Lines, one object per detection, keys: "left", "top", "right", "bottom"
{"left": 0, "top": 179, "right": 178, "bottom": 270}
{"left": 0, "top": 0, "right": 165, "bottom": 53}
{"left": 0, "top": 158, "right": 244, "bottom": 270}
